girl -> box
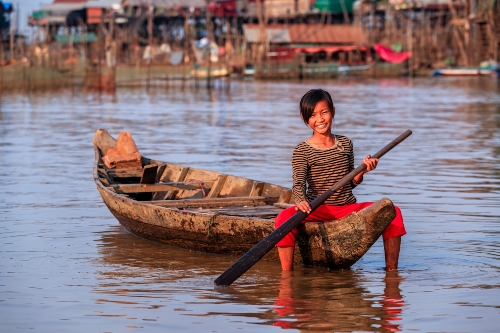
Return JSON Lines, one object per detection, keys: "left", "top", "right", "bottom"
{"left": 274, "top": 89, "right": 406, "bottom": 271}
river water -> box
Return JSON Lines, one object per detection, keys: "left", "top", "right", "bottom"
{"left": 1, "top": 77, "right": 499, "bottom": 332}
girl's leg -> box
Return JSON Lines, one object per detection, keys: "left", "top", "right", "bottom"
{"left": 277, "top": 246, "right": 295, "bottom": 271}
{"left": 274, "top": 206, "right": 340, "bottom": 271}
{"left": 382, "top": 206, "right": 406, "bottom": 271}
{"left": 384, "top": 236, "right": 401, "bottom": 271}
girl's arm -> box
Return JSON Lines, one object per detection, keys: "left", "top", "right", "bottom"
{"left": 292, "top": 147, "right": 311, "bottom": 213}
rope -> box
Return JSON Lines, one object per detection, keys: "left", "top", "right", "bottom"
{"left": 185, "top": 179, "right": 206, "bottom": 198}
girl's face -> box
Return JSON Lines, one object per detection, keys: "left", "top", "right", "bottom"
{"left": 308, "top": 100, "right": 334, "bottom": 135}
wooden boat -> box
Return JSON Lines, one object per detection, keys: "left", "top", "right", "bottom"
{"left": 190, "top": 67, "right": 229, "bottom": 78}
{"left": 93, "top": 129, "right": 396, "bottom": 269}
{"left": 432, "top": 68, "right": 493, "bottom": 76}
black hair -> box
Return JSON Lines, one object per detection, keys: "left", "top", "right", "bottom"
{"left": 299, "top": 89, "right": 335, "bottom": 125}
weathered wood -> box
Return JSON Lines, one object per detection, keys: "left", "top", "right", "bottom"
{"left": 249, "top": 181, "right": 265, "bottom": 196}
{"left": 107, "top": 168, "right": 144, "bottom": 178}
{"left": 111, "top": 181, "right": 215, "bottom": 193}
{"left": 274, "top": 202, "right": 294, "bottom": 209}
{"left": 206, "top": 174, "right": 228, "bottom": 198}
{"left": 194, "top": 205, "right": 282, "bottom": 218}
{"left": 277, "top": 189, "right": 292, "bottom": 203}
{"left": 99, "top": 177, "right": 111, "bottom": 186}
{"left": 93, "top": 128, "right": 117, "bottom": 154}
{"left": 137, "top": 164, "right": 159, "bottom": 201}
{"left": 152, "top": 163, "right": 168, "bottom": 200}
{"left": 140, "top": 165, "right": 158, "bottom": 184}
{"left": 164, "top": 166, "right": 190, "bottom": 200}
{"left": 150, "top": 196, "right": 279, "bottom": 209}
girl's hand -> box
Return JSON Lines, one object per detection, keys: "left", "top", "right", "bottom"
{"left": 363, "top": 155, "right": 379, "bottom": 173}
{"left": 295, "top": 201, "right": 312, "bottom": 214}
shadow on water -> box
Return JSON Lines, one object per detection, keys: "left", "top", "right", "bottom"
{"left": 94, "top": 225, "right": 406, "bottom": 332}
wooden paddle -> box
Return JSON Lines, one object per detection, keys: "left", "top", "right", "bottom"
{"left": 214, "top": 129, "right": 412, "bottom": 287}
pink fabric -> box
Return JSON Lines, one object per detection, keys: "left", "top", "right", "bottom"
{"left": 274, "top": 202, "right": 406, "bottom": 247}
{"left": 373, "top": 44, "right": 412, "bottom": 64}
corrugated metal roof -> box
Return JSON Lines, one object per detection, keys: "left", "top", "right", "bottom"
{"left": 86, "top": 0, "right": 122, "bottom": 8}
{"left": 244, "top": 26, "right": 291, "bottom": 43}
{"left": 289, "top": 24, "right": 366, "bottom": 44}
{"left": 243, "top": 24, "right": 366, "bottom": 45}
{"left": 40, "top": 2, "right": 87, "bottom": 11}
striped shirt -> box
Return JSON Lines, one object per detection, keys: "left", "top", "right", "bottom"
{"left": 292, "top": 134, "right": 362, "bottom": 206}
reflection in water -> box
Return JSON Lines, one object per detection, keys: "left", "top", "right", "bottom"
{"left": 272, "top": 270, "right": 405, "bottom": 332}
{"left": 95, "top": 225, "right": 407, "bottom": 332}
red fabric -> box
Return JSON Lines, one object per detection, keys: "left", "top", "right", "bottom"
{"left": 373, "top": 44, "right": 412, "bottom": 64}
{"left": 274, "top": 202, "right": 406, "bottom": 247}
{"left": 207, "top": 1, "right": 236, "bottom": 17}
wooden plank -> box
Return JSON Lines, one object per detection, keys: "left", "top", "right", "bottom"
{"left": 107, "top": 168, "right": 143, "bottom": 178}
{"left": 137, "top": 165, "right": 159, "bottom": 201}
{"left": 185, "top": 206, "right": 281, "bottom": 218}
{"left": 249, "top": 181, "right": 265, "bottom": 196}
{"left": 152, "top": 164, "right": 168, "bottom": 200}
{"left": 274, "top": 202, "right": 294, "bottom": 209}
{"left": 164, "top": 167, "right": 190, "bottom": 200}
{"left": 97, "top": 167, "right": 115, "bottom": 188}
{"left": 140, "top": 165, "right": 158, "bottom": 184}
{"left": 112, "top": 181, "right": 214, "bottom": 193}
{"left": 99, "top": 177, "right": 111, "bottom": 186}
{"left": 206, "top": 174, "right": 228, "bottom": 198}
{"left": 277, "top": 189, "right": 292, "bottom": 203}
{"left": 149, "top": 196, "right": 279, "bottom": 209}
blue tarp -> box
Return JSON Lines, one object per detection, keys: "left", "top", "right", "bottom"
{"left": 0, "top": 1, "right": 12, "bottom": 28}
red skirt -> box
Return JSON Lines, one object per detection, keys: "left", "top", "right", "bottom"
{"left": 274, "top": 202, "right": 406, "bottom": 247}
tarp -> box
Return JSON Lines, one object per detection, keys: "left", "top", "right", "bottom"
{"left": 373, "top": 44, "right": 412, "bottom": 64}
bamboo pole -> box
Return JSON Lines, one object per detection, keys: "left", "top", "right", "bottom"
{"left": 255, "top": 0, "right": 267, "bottom": 77}
{"left": 147, "top": 5, "right": 153, "bottom": 89}
{"left": 206, "top": 8, "right": 212, "bottom": 89}
{"left": 407, "top": 14, "right": 413, "bottom": 77}
{"left": 0, "top": 40, "right": 3, "bottom": 92}
{"left": 437, "top": 9, "right": 443, "bottom": 62}
{"left": 182, "top": 12, "right": 188, "bottom": 91}
{"left": 10, "top": 9, "right": 15, "bottom": 62}
{"left": 340, "top": 0, "right": 350, "bottom": 24}
{"left": 225, "top": 19, "right": 231, "bottom": 91}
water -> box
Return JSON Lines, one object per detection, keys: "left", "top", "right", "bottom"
{"left": 1, "top": 77, "right": 499, "bottom": 332}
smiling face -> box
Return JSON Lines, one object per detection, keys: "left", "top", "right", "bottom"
{"left": 307, "top": 100, "right": 334, "bottom": 136}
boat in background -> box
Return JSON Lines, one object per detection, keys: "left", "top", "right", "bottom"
{"left": 191, "top": 67, "right": 230, "bottom": 78}
{"left": 432, "top": 68, "right": 493, "bottom": 76}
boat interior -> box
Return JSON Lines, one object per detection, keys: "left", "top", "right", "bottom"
{"left": 95, "top": 152, "right": 294, "bottom": 219}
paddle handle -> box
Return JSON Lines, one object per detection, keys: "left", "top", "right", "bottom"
{"left": 214, "top": 129, "right": 412, "bottom": 287}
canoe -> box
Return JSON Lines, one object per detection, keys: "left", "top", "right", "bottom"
{"left": 432, "top": 68, "right": 493, "bottom": 76}
{"left": 93, "top": 129, "right": 396, "bottom": 269}
{"left": 190, "top": 67, "right": 229, "bottom": 78}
